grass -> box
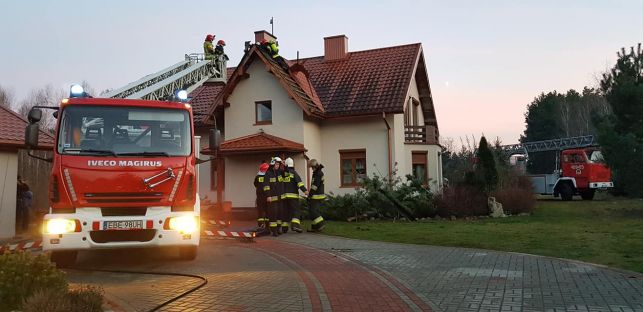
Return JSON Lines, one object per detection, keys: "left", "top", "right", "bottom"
{"left": 321, "top": 196, "right": 643, "bottom": 273}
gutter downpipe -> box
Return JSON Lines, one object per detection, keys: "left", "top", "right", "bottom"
{"left": 382, "top": 112, "right": 393, "bottom": 183}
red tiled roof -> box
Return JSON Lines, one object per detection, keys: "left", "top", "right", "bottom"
{"left": 193, "top": 42, "right": 424, "bottom": 122}
{"left": 0, "top": 106, "right": 55, "bottom": 150}
{"left": 189, "top": 67, "right": 235, "bottom": 123}
{"left": 213, "top": 132, "right": 306, "bottom": 155}
{"left": 298, "top": 43, "right": 421, "bottom": 116}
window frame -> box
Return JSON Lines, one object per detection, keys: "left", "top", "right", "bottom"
{"left": 339, "top": 149, "right": 367, "bottom": 188}
{"left": 412, "top": 151, "right": 428, "bottom": 186}
{"left": 255, "top": 100, "right": 272, "bottom": 125}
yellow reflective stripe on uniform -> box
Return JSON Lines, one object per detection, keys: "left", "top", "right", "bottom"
{"left": 282, "top": 193, "right": 299, "bottom": 199}
{"left": 258, "top": 177, "right": 264, "bottom": 182}
{"left": 269, "top": 222, "right": 278, "bottom": 228}
{"left": 269, "top": 178, "right": 276, "bottom": 182}
{"left": 277, "top": 176, "right": 283, "bottom": 182}
{"left": 297, "top": 182, "right": 305, "bottom": 187}
{"left": 282, "top": 222, "right": 289, "bottom": 227}
{"left": 284, "top": 177, "right": 291, "bottom": 182}
{"left": 312, "top": 216, "right": 324, "bottom": 224}
{"left": 311, "top": 194, "right": 326, "bottom": 200}
{"left": 270, "top": 196, "right": 279, "bottom": 201}
{"left": 291, "top": 218, "right": 301, "bottom": 224}
{"left": 311, "top": 185, "right": 318, "bottom": 191}
{"left": 263, "top": 186, "right": 270, "bottom": 191}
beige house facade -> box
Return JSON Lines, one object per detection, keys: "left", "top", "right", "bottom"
{"left": 190, "top": 31, "right": 442, "bottom": 212}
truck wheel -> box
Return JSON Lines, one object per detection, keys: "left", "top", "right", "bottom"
{"left": 581, "top": 190, "right": 595, "bottom": 200}
{"left": 50, "top": 251, "right": 77, "bottom": 268}
{"left": 179, "top": 246, "right": 197, "bottom": 260}
{"left": 560, "top": 183, "right": 574, "bottom": 201}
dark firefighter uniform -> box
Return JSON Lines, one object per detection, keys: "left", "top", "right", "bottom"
{"left": 308, "top": 160, "right": 326, "bottom": 231}
{"left": 264, "top": 159, "right": 285, "bottom": 236}
{"left": 254, "top": 164, "right": 269, "bottom": 229}
{"left": 282, "top": 159, "right": 307, "bottom": 233}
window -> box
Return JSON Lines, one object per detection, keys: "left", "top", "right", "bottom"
{"left": 340, "top": 149, "right": 367, "bottom": 187}
{"left": 57, "top": 106, "right": 191, "bottom": 156}
{"left": 255, "top": 101, "right": 272, "bottom": 125}
{"left": 412, "top": 151, "right": 428, "bottom": 185}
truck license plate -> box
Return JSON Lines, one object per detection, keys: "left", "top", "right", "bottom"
{"left": 103, "top": 220, "right": 144, "bottom": 230}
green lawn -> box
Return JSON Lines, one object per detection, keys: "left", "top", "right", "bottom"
{"left": 321, "top": 197, "right": 643, "bottom": 273}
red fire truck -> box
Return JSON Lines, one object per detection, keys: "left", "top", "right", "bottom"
{"left": 505, "top": 136, "right": 613, "bottom": 201}
{"left": 25, "top": 85, "right": 216, "bottom": 266}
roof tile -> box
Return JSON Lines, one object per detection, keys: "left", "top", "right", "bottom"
{"left": 0, "top": 106, "right": 55, "bottom": 149}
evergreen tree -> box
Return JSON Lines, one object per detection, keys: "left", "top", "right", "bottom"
{"left": 475, "top": 136, "right": 499, "bottom": 194}
{"left": 597, "top": 44, "right": 643, "bottom": 197}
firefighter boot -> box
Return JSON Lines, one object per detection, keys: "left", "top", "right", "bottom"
{"left": 269, "top": 222, "right": 279, "bottom": 237}
{"left": 291, "top": 218, "right": 303, "bottom": 233}
{"left": 281, "top": 222, "right": 289, "bottom": 234}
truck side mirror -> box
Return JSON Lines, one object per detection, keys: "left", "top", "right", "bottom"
{"left": 25, "top": 123, "right": 40, "bottom": 148}
{"left": 209, "top": 128, "right": 221, "bottom": 151}
{"left": 28, "top": 108, "right": 42, "bottom": 123}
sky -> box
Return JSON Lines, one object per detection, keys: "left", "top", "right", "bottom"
{"left": 1, "top": 0, "right": 642, "bottom": 144}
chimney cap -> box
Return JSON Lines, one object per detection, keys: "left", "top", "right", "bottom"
{"left": 323, "top": 34, "right": 348, "bottom": 40}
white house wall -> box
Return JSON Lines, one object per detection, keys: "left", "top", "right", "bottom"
{"left": 320, "top": 117, "right": 389, "bottom": 195}
{"left": 195, "top": 129, "right": 217, "bottom": 204}
{"left": 225, "top": 61, "right": 304, "bottom": 142}
{"left": 407, "top": 73, "right": 425, "bottom": 125}
{"left": 0, "top": 151, "right": 18, "bottom": 239}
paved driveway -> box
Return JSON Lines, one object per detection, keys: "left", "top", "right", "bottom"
{"left": 66, "top": 232, "right": 643, "bottom": 312}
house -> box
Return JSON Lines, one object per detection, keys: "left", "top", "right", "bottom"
{"left": 0, "top": 106, "right": 54, "bottom": 238}
{"left": 190, "top": 31, "right": 442, "bottom": 214}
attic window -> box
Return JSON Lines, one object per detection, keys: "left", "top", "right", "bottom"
{"left": 255, "top": 101, "right": 272, "bottom": 125}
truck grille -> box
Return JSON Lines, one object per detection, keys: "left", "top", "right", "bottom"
{"left": 101, "top": 207, "right": 147, "bottom": 217}
{"left": 90, "top": 229, "right": 156, "bottom": 243}
{"left": 84, "top": 192, "right": 164, "bottom": 204}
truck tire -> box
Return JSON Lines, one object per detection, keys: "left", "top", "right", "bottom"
{"left": 50, "top": 251, "right": 77, "bottom": 268}
{"left": 559, "top": 183, "right": 574, "bottom": 201}
{"left": 580, "top": 189, "right": 595, "bottom": 200}
{"left": 179, "top": 246, "right": 197, "bottom": 260}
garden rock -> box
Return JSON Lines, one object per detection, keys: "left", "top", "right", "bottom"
{"left": 488, "top": 197, "right": 505, "bottom": 218}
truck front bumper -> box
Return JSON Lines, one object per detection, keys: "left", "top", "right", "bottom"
{"left": 42, "top": 207, "right": 199, "bottom": 252}
{"left": 589, "top": 182, "right": 613, "bottom": 189}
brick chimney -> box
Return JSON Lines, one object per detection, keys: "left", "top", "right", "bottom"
{"left": 254, "top": 30, "right": 277, "bottom": 43}
{"left": 324, "top": 35, "right": 348, "bottom": 61}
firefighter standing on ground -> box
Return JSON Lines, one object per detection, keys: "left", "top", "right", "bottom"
{"left": 282, "top": 157, "right": 307, "bottom": 233}
{"left": 254, "top": 162, "right": 270, "bottom": 232}
{"left": 308, "top": 159, "right": 326, "bottom": 232}
{"left": 264, "top": 157, "right": 285, "bottom": 236}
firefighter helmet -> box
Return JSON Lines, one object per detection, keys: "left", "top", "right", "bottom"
{"left": 259, "top": 163, "right": 269, "bottom": 173}
{"left": 217, "top": 40, "right": 226, "bottom": 46}
{"left": 285, "top": 157, "right": 294, "bottom": 168}
{"left": 206, "top": 34, "right": 214, "bottom": 41}
{"left": 309, "top": 159, "right": 319, "bottom": 168}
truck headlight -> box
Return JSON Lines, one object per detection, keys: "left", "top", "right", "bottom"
{"left": 166, "top": 216, "right": 199, "bottom": 233}
{"left": 45, "top": 219, "right": 80, "bottom": 234}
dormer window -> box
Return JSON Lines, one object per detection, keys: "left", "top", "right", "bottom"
{"left": 255, "top": 101, "right": 272, "bottom": 125}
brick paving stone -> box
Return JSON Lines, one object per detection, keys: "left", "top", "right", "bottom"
{"left": 279, "top": 233, "right": 643, "bottom": 312}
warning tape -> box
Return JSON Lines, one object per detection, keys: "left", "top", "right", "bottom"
{"left": 201, "top": 219, "right": 230, "bottom": 227}
{"left": 0, "top": 240, "right": 42, "bottom": 254}
{"left": 203, "top": 230, "right": 255, "bottom": 238}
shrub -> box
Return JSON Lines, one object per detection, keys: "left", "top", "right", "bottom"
{"left": 493, "top": 172, "right": 536, "bottom": 215}
{"left": 0, "top": 252, "right": 68, "bottom": 312}
{"left": 23, "top": 285, "right": 104, "bottom": 312}
{"left": 435, "top": 185, "right": 488, "bottom": 217}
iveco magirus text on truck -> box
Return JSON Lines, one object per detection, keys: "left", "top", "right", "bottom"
{"left": 25, "top": 85, "right": 218, "bottom": 266}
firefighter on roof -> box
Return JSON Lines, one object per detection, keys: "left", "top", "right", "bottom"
{"left": 204, "top": 34, "right": 216, "bottom": 60}
{"left": 308, "top": 159, "right": 326, "bottom": 232}
{"left": 254, "top": 162, "right": 270, "bottom": 233}
{"left": 282, "top": 157, "right": 307, "bottom": 233}
{"left": 264, "top": 157, "right": 285, "bottom": 236}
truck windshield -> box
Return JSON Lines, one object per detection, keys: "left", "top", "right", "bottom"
{"left": 57, "top": 106, "right": 191, "bottom": 157}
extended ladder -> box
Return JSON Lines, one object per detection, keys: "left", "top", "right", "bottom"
{"left": 502, "top": 135, "right": 596, "bottom": 156}
{"left": 103, "top": 54, "right": 227, "bottom": 101}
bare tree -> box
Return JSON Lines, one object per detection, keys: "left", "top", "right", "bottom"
{"left": 0, "top": 84, "right": 14, "bottom": 109}
{"left": 17, "top": 85, "right": 66, "bottom": 132}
